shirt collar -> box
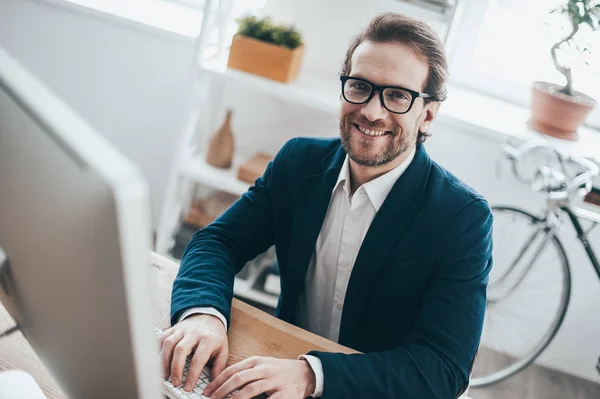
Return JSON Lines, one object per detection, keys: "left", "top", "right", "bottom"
{"left": 333, "top": 147, "right": 416, "bottom": 211}
{"left": 332, "top": 155, "right": 350, "bottom": 194}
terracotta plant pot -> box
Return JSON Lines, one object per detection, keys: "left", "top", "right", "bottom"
{"left": 227, "top": 35, "right": 303, "bottom": 83}
{"left": 529, "top": 81, "right": 597, "bottom": 141}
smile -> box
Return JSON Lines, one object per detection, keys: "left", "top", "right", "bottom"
{"left": 355, "top": 124, "right": 389, "bottom": 137}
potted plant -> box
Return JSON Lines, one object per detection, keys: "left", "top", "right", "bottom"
{"left": 227, "top": 16, "right": 304, "bottom": 83}
{"left": 530, "top": 0, "right": 600, "bottom": 140}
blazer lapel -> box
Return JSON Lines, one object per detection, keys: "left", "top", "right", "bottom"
{"left": 339, "top": 144, "right": 432, "bottom": 344}
{"left": 279, "top": 143, "right": 346, "bottom": 322}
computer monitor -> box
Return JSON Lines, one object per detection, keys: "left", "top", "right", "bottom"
{"left": 0, "top": 47, "right": 162, "bottom": 398}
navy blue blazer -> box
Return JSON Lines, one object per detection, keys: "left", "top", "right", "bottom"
{"left": 171, "top": 137, "right": 493, "bottom": 399}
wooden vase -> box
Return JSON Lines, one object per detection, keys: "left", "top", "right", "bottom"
{"left": 206, "top": 109, "right": 234, "bottom": 168}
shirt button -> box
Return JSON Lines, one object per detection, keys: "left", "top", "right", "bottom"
{"left": 340, "top": 260, "right": 349, "bottom": 268}
{"left": 349, "top": 215, "right": 357, "bottom": 222}
{"left": 336, "top": 302, "right": 343, "bottom": 310}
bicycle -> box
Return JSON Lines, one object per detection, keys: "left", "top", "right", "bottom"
{"left": 470, "top": 140, "right": 600, "bottom": 387}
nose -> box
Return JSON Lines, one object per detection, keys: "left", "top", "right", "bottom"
{"left": 360, "top": 91, "right": 388, "bottom": 122}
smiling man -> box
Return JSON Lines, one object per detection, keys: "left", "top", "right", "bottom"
{"left": 163, "top": 12, "right": 493, "bottom": 399}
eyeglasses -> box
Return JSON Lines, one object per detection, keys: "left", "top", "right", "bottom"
{"left": 340, "top": 75, "right": 433, "bottom": 114}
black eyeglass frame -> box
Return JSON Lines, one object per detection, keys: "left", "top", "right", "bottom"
{"left": 340, "top": 75, "right": 434, "bottom": 114}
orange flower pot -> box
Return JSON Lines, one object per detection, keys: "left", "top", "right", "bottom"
{"left": 227, "top": 35, "right": 303, "bottom": 83}
{"left": 529, "top": 81, "right": 597, "bottom": 141}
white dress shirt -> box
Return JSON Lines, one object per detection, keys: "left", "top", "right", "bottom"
{"left": 180, "top": 147, "right": 416, "bottom": 397}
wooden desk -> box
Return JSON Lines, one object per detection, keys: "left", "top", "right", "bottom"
{"left": 0, "top": 252, "right": 356, "bottom": 398}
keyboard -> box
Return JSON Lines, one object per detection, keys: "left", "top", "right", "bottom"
{"left": 157, "top": 328, "right": 233, "bottom": 399}
{"left": 162, "top": 358, "right": 221, "bottom": 399}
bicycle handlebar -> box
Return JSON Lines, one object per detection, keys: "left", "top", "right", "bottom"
{"left": 502, "top": 141, "right": 599, "bottom": 198}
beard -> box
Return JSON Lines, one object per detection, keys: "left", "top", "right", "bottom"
{"left": 339, "top": 110, "right": 416, "bottom": 167}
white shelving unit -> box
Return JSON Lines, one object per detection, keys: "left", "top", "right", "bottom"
{"left": 156, "top": 6, "right": 342, "bottom": 257}
{"left": 161, "top": 251, "right": 281, "bottom": 305}
{"left": 156, "top": 0, "right": 463, "bottom": 309}
{"left": 180, "top": 154, "right": 251, "bottom": 197}
{"left": 201, "top": 56, "right": 339, "bottom": 114}
{"left": 234, "top": 277, "right": 279, "bottom": 308}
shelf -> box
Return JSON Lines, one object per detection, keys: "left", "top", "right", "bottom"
{"left": 201, "top": 56, "right": 340, "bottom": 114}
{"left": 180, "top": 155, "right": 251, "bottom": 197}
{"left": 264, "top": 274, "right": 281, "bottom": 296}
{"left": 234, "top": 277, "right": 279, "bottom": 309}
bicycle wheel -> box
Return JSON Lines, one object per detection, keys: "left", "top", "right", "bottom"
{"left": 471, "top": 206, "right": 571, "bottom": 387}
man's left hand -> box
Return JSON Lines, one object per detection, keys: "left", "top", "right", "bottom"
{"left": 203, "top": 356, "right": 316, "bottom": 399}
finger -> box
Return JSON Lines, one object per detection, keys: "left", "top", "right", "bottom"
{"left": 211, "top": 341, "right": 229, "bottom": 379}
{"left": 207, "top": 367, "right": 267, "bottom": 399}
{"left": 170, "top": 335, "right": 197, "bottom": 386}
{"left": 160, "top": 330, "right": 183, "bottom": 378}
{"left": 267, "top": 392, "right": 286, "bottom": 399}
{"left": 158, "top": 328, "right": 174, "bottom": 346}
{"left": 205, "top": 356, "right": 259, "bottom": 394}
{"left": 229, "top": 379, "right": 273, "bottom": 399}
{"left": 183, "top": 343, "right": 212, "bottom": 392}
{"left": 158, "top": 327, "right": 174, "bottom": 345}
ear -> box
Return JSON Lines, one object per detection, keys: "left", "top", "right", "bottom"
{"left": 418, "top": 101, "right": 441, "bottom": 134}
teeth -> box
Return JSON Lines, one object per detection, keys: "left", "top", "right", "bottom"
{"left": 357, "top": 125, "right": 386, "bottom": 136}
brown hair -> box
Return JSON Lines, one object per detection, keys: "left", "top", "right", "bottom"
{"left": 342, "top": 12, "right": 449, "bottom": 143}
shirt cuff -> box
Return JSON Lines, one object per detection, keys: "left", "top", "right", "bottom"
{"left": 298, "top": 355, "right": 324, "bottom": 397}
{"left": 178, "top": 307, "right": 228, "bottom": 331}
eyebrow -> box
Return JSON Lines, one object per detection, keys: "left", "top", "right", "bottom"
{"left": 350, "top": 73, "right": 421, "bottom": 92}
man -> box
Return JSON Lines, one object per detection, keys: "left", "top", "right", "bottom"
{"left": 161, "top": 12, "right": 493, "bottom": 399}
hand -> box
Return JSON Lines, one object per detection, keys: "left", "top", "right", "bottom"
{"left": 159, "top": 314, "right": 228, "bottom": 392}
{"left": 203, "top": 356, "right": 316, "bottom": 399}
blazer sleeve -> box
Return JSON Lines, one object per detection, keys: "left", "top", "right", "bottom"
{"left": 308, "top": 199, "right": 493, "bottom": 399}
{"left": 170, "top": 139, "right": 296, "bottom": 327}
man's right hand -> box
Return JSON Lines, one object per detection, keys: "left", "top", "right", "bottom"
{"left": 159, "top": 314, "right": 229, "bottom": 392}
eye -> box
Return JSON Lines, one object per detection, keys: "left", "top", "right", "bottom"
{"left": 350, "top": 82, "right": 370, "bottom": 91}
{"left": 388, "top": 90, "right": 410, "bottom": 100}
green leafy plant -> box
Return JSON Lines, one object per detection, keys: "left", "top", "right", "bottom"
{"left": 237, "top": 15, "right": 303, "bottom": 50}
{"left": 550, "top": 0, "right": 600, "bottom": 96}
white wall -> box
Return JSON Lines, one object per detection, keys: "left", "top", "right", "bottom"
{"left": 2, "top": 0, "right": 599, "bottom": 384}
{"left": 0, "top": 0, "right": 195, "bottom": 226}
